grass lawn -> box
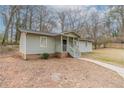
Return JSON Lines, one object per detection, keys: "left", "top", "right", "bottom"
{"left": 81, "top": 48, "right": 124, "bottom": 67}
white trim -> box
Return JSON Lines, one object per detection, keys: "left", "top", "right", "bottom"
{"left": 61, "top": 35, "right": 63, "bottom": 53}
{"left": 67, "top": 37, "right": 69, "bottom": 51}
{"left": 40, "top": 36, "right": 47, "bottom": 48}
{"left": 25, "top": 33, "right": 27, "bottom": 54}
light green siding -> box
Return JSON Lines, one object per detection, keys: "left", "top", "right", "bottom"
{"left": 26, "top": 34, "right": 56, "bottom": 54}
{"left": 19, "top": 32, "right": 93, "bottom": 55}
{"left": 55, "top": 37, "right": 61, "bottom": 52}
{"left": 79, "top": 41, "right": 92, "bottom": 52}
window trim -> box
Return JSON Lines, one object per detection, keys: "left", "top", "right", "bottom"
{"left": 40, "top": 36, "right": 47, "bottom": 48}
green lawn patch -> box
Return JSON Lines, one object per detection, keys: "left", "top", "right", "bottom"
{"left": 81, "top": 48, "right": 124, "bottom": 67}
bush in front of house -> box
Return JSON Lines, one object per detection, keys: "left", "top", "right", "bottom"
{"left": 7, "top": 47, "right": 14, "bottom": 51}
{"left": 41, "top": 53, "right": 49, "bottom": 59}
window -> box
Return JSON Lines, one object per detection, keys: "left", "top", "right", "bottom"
{"left": 40, "top": 36, "right": 47, "bottom": 48}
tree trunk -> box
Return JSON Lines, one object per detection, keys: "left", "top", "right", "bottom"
{"left": 94, "top": 44, "right": 97, "bottom": 49}
{"left": 29, "top": 10, "right": 33, "bottom": 30}
{"left": 2, "top": 6, "right": 19, "bottom": 45}
{"left": 103, "top": 43, "right": 106, "bottom": 48}
{"left": 40, "top": 15, "right": 42, "bottom": 31}
{"left": 15, "top": 12, "right": 20, "bottom": 44}
{"left": 2, "top": 13, "right": 13, "bottom": 45}
{"left": 10, "top": 17, "right": 14, "bottom": 44}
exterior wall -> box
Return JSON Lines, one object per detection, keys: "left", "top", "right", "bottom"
{"left": 79, "top": 41, "right": 92, "bottom": 52}
{"left": 19, "top": 33, "right": 26, "bottom": 54}
{"left": 55, "top": 37, "right": 61, "bottom": 53}
{"left": 19, "top": 31, "right": 93, "bottom": 59}
{"left": 26, "top": 34, "right": 56, "bottom": 54}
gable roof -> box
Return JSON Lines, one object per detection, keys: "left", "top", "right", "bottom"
{"left": 19, "top": 29, "right": 93, "bottom": 42}
{"left": 61, "top": 31, "right": 80, "bottom": 37}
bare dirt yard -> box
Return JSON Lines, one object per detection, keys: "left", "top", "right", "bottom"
{"left": 82, "top": 48, "right": 124, "bottom": 67}
{"left": 0, "top": 52, "right": 124, "bottom": 87}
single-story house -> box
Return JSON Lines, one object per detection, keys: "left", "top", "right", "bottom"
{"left": 19, "top": 29, "right": 92, "bottom": 59}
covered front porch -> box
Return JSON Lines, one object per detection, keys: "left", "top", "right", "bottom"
{"left": 60, "top": 35, "right": 79, "bottom": 52}
{"left": 55, "top": 32, "right": 81, "bottom": 58}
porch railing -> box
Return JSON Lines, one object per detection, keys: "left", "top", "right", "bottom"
{"left": 74, "top": 45, "right": 81, "bottom": 58}
{"left": 67, "top": 45, "right": 81, "bottom": 58}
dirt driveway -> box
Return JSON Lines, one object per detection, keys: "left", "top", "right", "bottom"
{"left": 0, "top": 55, "right": 124, "bottom": 87}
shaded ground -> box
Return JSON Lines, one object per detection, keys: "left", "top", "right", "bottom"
{"left": 0, "top": 53, "right": 124, "bottom": 87}
{"left": 81, "top": 48, "right": 124, "bottom": 67}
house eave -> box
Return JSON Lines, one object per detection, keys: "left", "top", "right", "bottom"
{"left": 79, "top": 39, "right": 93, "bottom": 42}
{"left": 19, "top": 29, "right": 59, "bottom": 37}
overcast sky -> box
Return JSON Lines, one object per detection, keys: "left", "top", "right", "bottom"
{"left": 51, "top": 5, "right": 107, "bottom": 11}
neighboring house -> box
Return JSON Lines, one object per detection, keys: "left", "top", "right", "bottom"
{"left": 19, "top": 29, "right": 92, "bottom": 59}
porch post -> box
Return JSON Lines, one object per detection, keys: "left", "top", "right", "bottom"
{"left": 61, "top": 35, "right": 63, "bottom": 53}
{"left": 24, "top": 32, "right": 27, "bottom": 60}
{"left": 73, "top": 37, "right": 75, "bottom": 57}
{"left": 67, "top": 37, "right": 69, "bottom": 51}
{"left": 78, "top": 38, "right": 79, "bottom": 47}
{"left": 73, "top": 37, "right": 74, "bottom": 46}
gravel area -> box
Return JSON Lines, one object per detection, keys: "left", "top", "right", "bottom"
{"left": 0, "top": 55, "right": 124, "bottom": 87}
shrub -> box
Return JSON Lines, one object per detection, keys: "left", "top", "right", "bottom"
{"left": 42, "top": 53, "right": 49, "bottom": 59}
{"left": 7, "top": 47, "right": 14, "bottom": 51}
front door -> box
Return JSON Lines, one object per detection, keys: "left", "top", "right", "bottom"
{"left": 63, "top": 40, "right": 67, "bottom": 51}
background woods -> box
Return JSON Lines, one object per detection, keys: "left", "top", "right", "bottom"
{"left": 0, "top": 5, "right": 124, "bottom": 48}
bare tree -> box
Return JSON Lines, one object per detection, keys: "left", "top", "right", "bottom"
{"left": 0, "top": 5, "right": 118, "bottom": 48}
{"left": 1, "top": 6, "right": 21, "bottom": 45}
{"left": 57, "top": 11, "right": 66, "bottom": 32}
{"left": 108, "top": 6, "right": 124, "bottom": 42}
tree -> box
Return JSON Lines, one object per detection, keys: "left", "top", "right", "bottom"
{"left": 57, "top": 11, "right": 66, "bottom": 32}
{"left": 1, "top": 6, "right": 21, "bottom": 45}
{"left": 0, "top": 5, "right": 117, "bottom": 48}
{"left": 108, "top": 6, "right": 124, "bottom": 42}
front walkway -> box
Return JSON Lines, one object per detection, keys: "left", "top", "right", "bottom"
{"left": 78, "top": 58, "right": 124, "bottom": 78}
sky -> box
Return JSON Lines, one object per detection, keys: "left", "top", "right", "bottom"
{"left": 52, "top": 5, "right": 107, "bottom": 12}
{"left": 0, "top": 5, "right": 107, "bottom": 32}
